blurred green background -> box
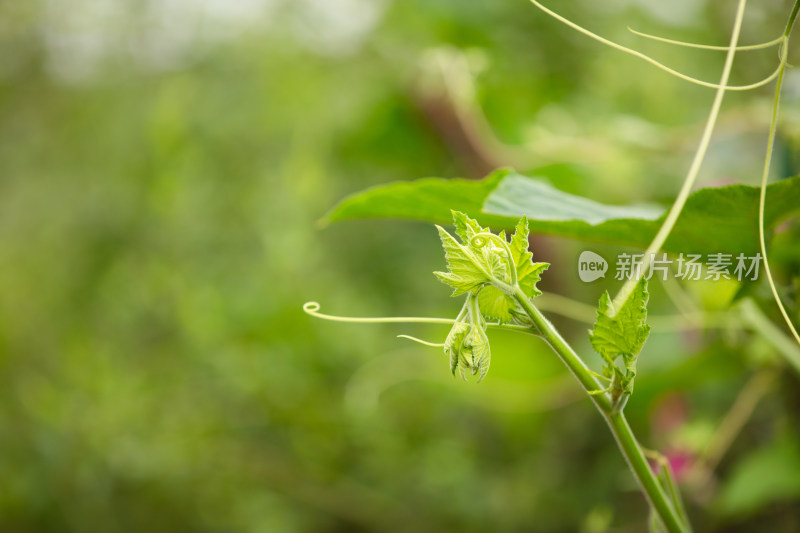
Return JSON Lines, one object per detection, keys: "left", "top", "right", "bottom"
{"left": 1, "top": 0, "right": 799, "bottom": 531}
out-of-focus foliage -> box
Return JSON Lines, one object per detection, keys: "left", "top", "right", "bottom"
{"left": 324, "top": 170, "right": 800, "bottom": 256}
{"left": 0, "top": 0, "right": 799, "bottom": 532}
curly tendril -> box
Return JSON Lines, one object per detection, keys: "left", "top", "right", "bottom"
{"left": 529, "top": 0, "right": 784, "bottom": 92}
{"left": 303, "top": 301, "right": 538, "bottom": 335}
{"left": 303, "top": 301, "right": 455, "bottom": 324}
{"left": 469, "top": 232, "right": 518, "bottom": 287}
{"left": 627, "top": 26, "right": 785, "bottom": 52}
{"left": 396, "top": 335, "right": 445, "bottom": 347}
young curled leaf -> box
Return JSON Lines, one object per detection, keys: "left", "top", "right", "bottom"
{"left": 434, "top": 225, "right": 493, "bottom": 296}
{"left": 435, "top": 212, "right": 549, "bottom": 325}
{"left": 435, "top": 211, "right": 515, "bottom": 296}
{"left": 460, "top": 325, "right": 491, "bottom": 382}
{"left": 435, "top": 212, "right": 553, "bottom": 381}
{"left": 478, "top": 216, "right": 549, "bottom": 323}
{"left": 444, "top": 321, "right": 470, "bottom": 375}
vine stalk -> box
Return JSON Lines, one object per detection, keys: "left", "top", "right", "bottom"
{"left": 757, "top": 0, "right": 800, "bottom": 345}
{"left": 511, "top": 289, "right": 688, "bottom": 533}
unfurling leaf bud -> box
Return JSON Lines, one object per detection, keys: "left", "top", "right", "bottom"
{"left": 443, "top": 293, "right": 491, "bottom": 382}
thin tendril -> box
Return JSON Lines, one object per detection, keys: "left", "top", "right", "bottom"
{"left": 588, "top": 369, "right": 613, "bottom": 382}
{"left": 628, "top": 27, "right": 784, "bottom": 51}
{"left": 757, "top": 19, "right": 800, "bottom": 346}
{"left": 304, "top": 302, "right": 541, "bottom": 335}
{"left": 469, "top": 232, "right": 518, "bottom": 287}
{"left": 529, "top": 0, "right": 778, "bottom": 92}
{"left": 613, "top": 0, "right": 748, "bottom": 310}
{"left": 303, "top": 301, "right": 454, "bottom": 324}
{"left": 397, "top": 335, "right": 445, "bottom": 347}
{"left": 442, "top": 226, "right": 496, "bottom": 281}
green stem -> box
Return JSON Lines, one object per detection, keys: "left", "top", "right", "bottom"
{"left": 784, "top": 0, "right": 800, "bottom": 36}
{"left": 757, "top": 0, "right": 800, "bottom": 347}
{"left": 512, "top": 289, "right": 687, "bottom": 533}
{"left": 513, "top": 289, "right": 611, "bottom": 409}
{"left": 468, "top": 291, "right": 484, "bottom": 328}
{"left": 646, "top": 449, "right": 691, "bottom": 531}
{"left": 662, "top": 465, "right": 690, "bottom": 529}
{"left": 604, "top": 413, "right": 687, "bottom": 533}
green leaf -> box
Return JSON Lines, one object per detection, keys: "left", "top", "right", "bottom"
{"left": 461, "top": 323, "right": 491, "bottom": 382}
{"left": 433, "top": 225, "right": 491, "bottom": 296}
{"left": 321, "top": 168, "right": 508, "bottom": 228}
{"left": 444, "top": 321, "right": 470, "bottom": 376}
{"left": 434, "top": 211, "right": 549, "bottom": 322}
{"left": 477, "top": 286, "right": 517, "bottom": 323}
{"left": 590, "top": 279, "right": 651, "bottom": 361}
{"left": 433, "top": 211, "right": 513, "bottom": 296}
{"left": 323, "top": 169, "right": 800, "bottom": 258}
{"left": 510, "top": 217, "right": 549, "bottom": 300}
{"left": 450, "top": 210, "right": 514, "bottom": 289}
{"left": 452, "top": 209, "right": 489, "bottom": 243}
{"left": 477, "top": 217, "right": 549, "bottom": 323}
{"left": 589, "top": 278, "right": 651, "bottom": 395}
{"left": 486, "top": 174, "right": 662, "bottom": 223}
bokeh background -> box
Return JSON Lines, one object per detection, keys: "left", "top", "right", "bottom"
{"left": 1, "top": 0, "right": 799, "bottom": 531}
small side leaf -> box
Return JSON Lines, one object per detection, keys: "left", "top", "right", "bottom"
{"left": 477, "top": 216, "right": 549, "bottom": 323}
{"left": 589, "top": 278, "right": 651, "bottom": 397}
{"left": 510, "top": 217, "right": 549, "bottom": 300}
{"left": 452, "top": 210, "right": 488, "bottom": 243}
